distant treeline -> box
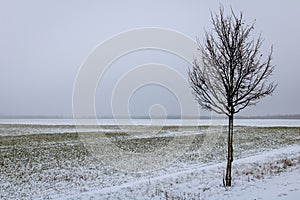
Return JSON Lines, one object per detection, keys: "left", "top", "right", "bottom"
{"left": 0, "top": 115, "right": 71, "bottom": 119}
{"left": 235, "top": 114, "right": 300, "bottom": 119}
{"left": 1, "top": 114, "right": 300, "bottom": 119}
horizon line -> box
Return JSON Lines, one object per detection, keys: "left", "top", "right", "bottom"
{"left": 0, "top": 114, "right": 300, "bottom": 120}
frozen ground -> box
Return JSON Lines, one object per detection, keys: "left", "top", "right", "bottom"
{"left": 0, "top": 124, "right": 299, "bottom": 199}
{"left": 77, "top": 145, "right": 300, "bottom": 199}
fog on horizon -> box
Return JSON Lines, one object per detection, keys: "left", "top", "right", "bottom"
{"left": 1, "top": 0, "right": 300, "bottom": 118}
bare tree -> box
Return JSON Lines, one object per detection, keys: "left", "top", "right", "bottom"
{"left": 188, "top": 6, "right": 277, "bottom": 186}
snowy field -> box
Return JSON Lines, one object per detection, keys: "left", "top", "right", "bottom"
{"left": 0, "top": 119, "right": 299, "bottom": 199}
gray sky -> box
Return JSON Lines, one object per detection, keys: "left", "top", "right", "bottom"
{"left": 1, "top": 0, "right": 300, "bottom": 117}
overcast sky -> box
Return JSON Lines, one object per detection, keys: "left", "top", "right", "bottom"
{"left": 1, "top": 0, "right": 299, "bottom": 117}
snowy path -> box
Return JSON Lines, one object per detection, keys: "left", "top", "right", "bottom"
{"left": 76, "top": 145, "right": 300, "bottom": 199}
{"left": 219, "top": 168, "right": 300, "bottom": 200}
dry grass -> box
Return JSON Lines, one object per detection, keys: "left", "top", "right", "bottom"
{"left": 235, "top": 156, "right": 300, "bottom": 181}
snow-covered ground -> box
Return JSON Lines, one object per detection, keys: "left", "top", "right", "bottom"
{"left": 0, "top": 123, "right": 299, "bottom": 199}
{"left": 75, "top": 145, "right": 300, "bottom": 199}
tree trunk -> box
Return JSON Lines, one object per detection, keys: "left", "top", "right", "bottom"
{"left": 225, "top": 113, "right": 234, "bottom": 186}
